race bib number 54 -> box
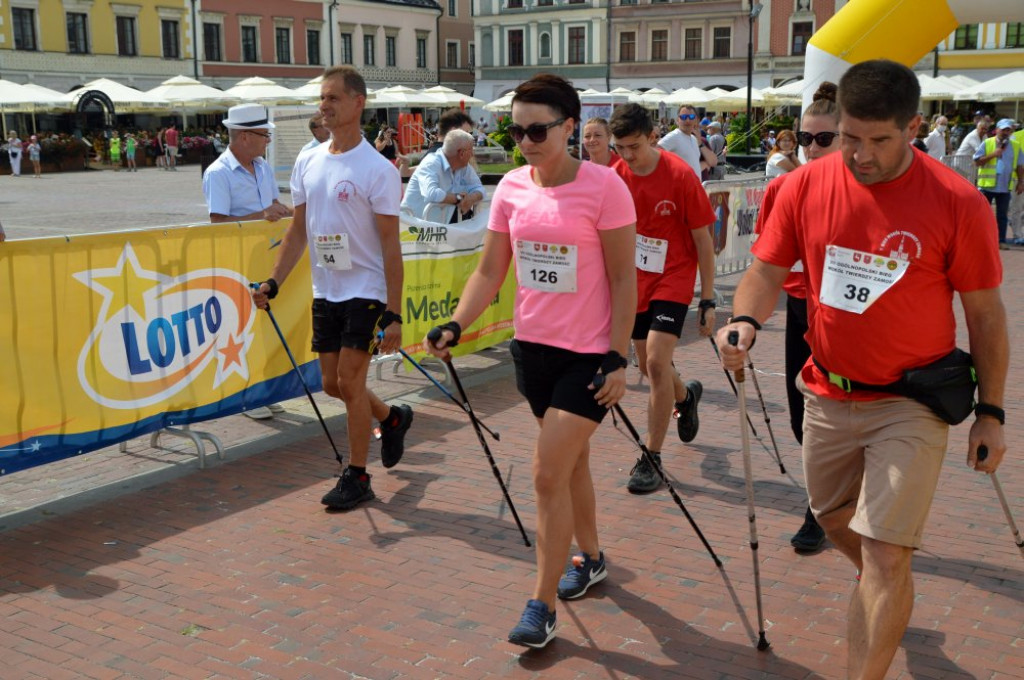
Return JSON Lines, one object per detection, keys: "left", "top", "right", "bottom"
{"left": 314, "top": 233, "right": 352, "bottom": 271}
{"left": 515, "top": 239, "right": 578, "bottom": 293}
{"left": 820, "top": 244, "right": 909, "bottom": 314}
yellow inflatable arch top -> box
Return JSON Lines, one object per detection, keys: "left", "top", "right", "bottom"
{"left": 802, "top": 0, "right": 1021, "bottom": 108}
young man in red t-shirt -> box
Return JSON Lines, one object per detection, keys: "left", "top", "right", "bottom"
{"left": 716, "top": 60, "right": 1008, "bottom": 679}
{"left": 609, "top": 103, "right": 717, "bottom": 493}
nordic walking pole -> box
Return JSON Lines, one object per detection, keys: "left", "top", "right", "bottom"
{"left": 250, "top": 284, "right": 344, "bottom": 466}
{"left": 744, "top": 357, "right": 786, "bottom": 474}
{"left": 708, "top": 337, "right": 760, "bottom": 438}
{"left": 729, "top": 330, "right": 771, "bottom": 651}
{"left": 978, "top": 446, "right": 1024, "bottom": 559}
{"left": 594, "top": 374, "right": 722, "bottom": 567}
{"left": 426, "top": 328, "right": 531, "bottom": 547}
{"left": 388, "top": 340, "right": 500, "bottom": 441}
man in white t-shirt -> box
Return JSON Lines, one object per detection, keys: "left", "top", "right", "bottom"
{"left": 956, "top": 117, "right": 990, "bottom": 157}
{"left": 252, "top": 66, "right": 414, "bottom": 511}
{"left": 657, "top": 104, "right": 717, "bottom": 179}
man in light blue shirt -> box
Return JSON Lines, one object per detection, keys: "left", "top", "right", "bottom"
{"left": 401, "top": 129, "right": 484, "bottom": 223}
{"left": 203, "top": 104, "right": 293, "bottom": 224}
{"left": 298, "top": 112, "right": 330, "bottom": 156}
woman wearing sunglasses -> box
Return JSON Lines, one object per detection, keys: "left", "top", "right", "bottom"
{"left": 423, "top": 73, "right": 637, "bottom": 649}
{"left": 756, "top": 81, "right": 839, "bottom": 554}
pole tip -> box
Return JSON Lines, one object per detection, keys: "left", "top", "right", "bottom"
{"left": 757, "top": 633, "right": 770, "bottom": 651}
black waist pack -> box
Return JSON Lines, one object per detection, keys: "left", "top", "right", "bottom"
{"left": 899, "top": 348, "right": 977, "bottom": 425}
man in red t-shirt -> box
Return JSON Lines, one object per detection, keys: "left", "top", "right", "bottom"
{"left": 609, "top": 103, "right": 717, "bottom": 493}
{"left": 716, "top": 60, "right": 1008, "bottom": 679}
{"left": 164, "top": 122, "right": 179, "bottom": 171}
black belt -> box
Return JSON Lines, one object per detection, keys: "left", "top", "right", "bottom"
{"left": 811, "top": 357, "right": 901, "bottom": 394}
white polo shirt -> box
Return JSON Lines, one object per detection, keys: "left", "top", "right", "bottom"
{"left": 657, "top": 128, "right": 702, "bottom": 177}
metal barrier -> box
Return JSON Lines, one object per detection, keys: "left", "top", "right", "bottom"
{"left": 942, "top": 154, "right": 978, "bottom": 186}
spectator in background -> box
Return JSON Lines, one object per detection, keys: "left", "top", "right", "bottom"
{"left": 27, "top": 135, "right": 42, "bottom": 178}
{"left": 974, "top": 118, "right": 1023, "bottom": 248}
{"left": 765, "top": 129, "right": 802, "bottom": 179}
{"left": 924, "top": 115, "right": 948, "bottom": 159}
{"left": 582, "top": 117, "right": 616, "bottom": 166}
{"left": 957, "top": 117, "right": 990, "bottom": 157}
{"left": 300, "top": 113, "right": 331, "bottom": 155}
{"left": 658, "top": 104, "right": 718, "bottom": 179}
{"left": 706, "top": 121, "right": 727, "bottom": 180}
{"left": 125, "top": 133, "right": 138, "bottom": 172}
{"left": 401, "top": 129, "right": 484, "bottom": 223}
{"left": 7, "top": 131, "right": 23, "bottom": 177}
{"left": 427, "top": 108, "right": 475, "bottom": 154}
{"left": 165, "top": 123, "right": 180, "bottom": 171}
{"left": 912, "top": 122, "right": 929, "bottom": 153}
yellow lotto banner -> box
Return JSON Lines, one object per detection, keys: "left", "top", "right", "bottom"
{"left": 0, "top": 220, "right": 318, "bottom": 476}
{"left": 399, "top": 209, "right": 516, "bottom": 359}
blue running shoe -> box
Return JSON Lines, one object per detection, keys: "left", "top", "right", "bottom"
{"left": 557, "top": 551, "right": 607, "bottom": 600}
{"left": 507, "top": 599, "right": 556, "bottom": 649}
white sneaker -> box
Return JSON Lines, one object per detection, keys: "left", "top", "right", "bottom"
{"left": 267, "top": 403, "right": 286, "bottom": 413}
{"left": 243, "top": 406, "right": 274, "bottom": 420}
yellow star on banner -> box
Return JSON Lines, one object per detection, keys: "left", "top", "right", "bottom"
{"left": 73, "top": 243, "right": 169, "bottom": 322}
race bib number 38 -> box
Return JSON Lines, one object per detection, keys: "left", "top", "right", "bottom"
{"left": 820, "top": 244, "right": 909, "bottom": 314}
{"left": 515, "top": 239, "right": 578, "bottom": 293}
{"left": 314, "top": 233, "right": 352, "bottom": 271}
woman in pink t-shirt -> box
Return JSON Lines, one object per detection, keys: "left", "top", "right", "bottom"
{"left": 424, "top": 74, "right": 636, "bottom": 649}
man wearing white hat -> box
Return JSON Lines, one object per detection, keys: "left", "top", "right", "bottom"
{"left": 203, "top": 103, "right": 294, "bottom": 419}
{"left": 250, "top": 66, "right": 414, "bottom": 511}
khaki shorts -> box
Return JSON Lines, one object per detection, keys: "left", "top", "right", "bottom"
{"left": 799, "top": 376, "right": 949, "bottom": 549}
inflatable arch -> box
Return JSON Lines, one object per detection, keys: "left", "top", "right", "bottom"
{"left": 802, "top": 0, "right": 1021, "bottom": 108}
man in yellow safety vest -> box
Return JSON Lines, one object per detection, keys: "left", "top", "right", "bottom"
{"left": 973, "top": 118, "right": 1023, "bottom": 247}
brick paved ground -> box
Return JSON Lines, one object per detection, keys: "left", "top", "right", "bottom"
{"left": 1, "top": 257, "right": 1022, "bottom": 679}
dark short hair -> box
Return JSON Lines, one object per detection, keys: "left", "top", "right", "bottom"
{"left": 609, "top": 103, "right": 653, "bottom": 138}
{"left": 322, "top": 65, "right": 367, "bottom": 98}
{"left": 438, "top": 108, "right": 474, "bottom": 136}
{"left": 512, "top": 73, "right": 580, "bottom": 124}
{"left": 838, "top": 60, "right": 919, "bottom": 128}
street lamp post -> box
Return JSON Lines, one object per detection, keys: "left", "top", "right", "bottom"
{"left": 746, "top": 1, "right": 763, "bottom": 154}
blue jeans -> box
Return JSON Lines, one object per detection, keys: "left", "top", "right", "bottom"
{"left": 981, "top": 189, "right": 1011, "bottom": 242}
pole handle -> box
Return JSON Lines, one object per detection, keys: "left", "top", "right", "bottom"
{"left": 727, "top": 330, "right": 745, "bottom": 382}
{"left": 978, "top": 445, "right": 988, "bottom": 461}
{"left": 249, "top": 282, "right": 270, "bottom": 311}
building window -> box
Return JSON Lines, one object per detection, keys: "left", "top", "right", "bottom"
{"left": 791, "top": 21, "right": 812, "bottom": 55}
{"left": 568, "top": 0, "right": 585, "bottom": 3}
{"left": 651, "top": 29, "right": 668, "bottom": 62}
{"left": 449, "top": 0, "right": 457, "bottom": 16}
{"left": 954, "top": 24, "right": 978, "bottom": 50}
{"left": 417, "top": 37, "right": 427, "bottom": 67}
{"left": 568, "top": 27, "right": 586, "bottom": 64}
{"left": 386, "top": 36, "right": 397, "bottom": 66}
{"left": 341, "top": 33, "right": 353, "bottom": 64}
{"left": 507, "top": 0, "right": 523, "bottom": 7}
{"left": 540, "top": 32, "right": 550, "bottom": 58}
{"left": 203, "top": 23, "right": 222, "bottom": 61}
{"left": 67, "top": 12, "right": 89, "bottom": 54}
{"left": 307, "top": 29, "right": 321, "bottom": 65}
{"left": 446, "top": 41, "right": 458, "bottom": 68}
{"left": 1008, "top": 23, "right": 1024, "bottom": 48}
{"left": 274, "top": 27, "right": 290, "bottom": 63}
{"left": 116, "top": 16, "right": 138, "bottom": 56}
{"left": 364, "top": 34, "right": 375, "bottom": 65}
{"left": 712, "top": 26, "right": 730, "bottom": 59}
{"left": 12, "top": 8, "right": 36, "bottom": 51}
{"left": 468, "top": 43, "right": 475, "bottom": 68}
{"left": 620, "top": 0, "right": 637, "bottom": 5}
{"left": 619, "top": 31, "right": 635, "bottom": 62}
{"left": 241, "top": 25, "right": 258, "bottom": 62}
{"left": 684, "top": 27, "right": 701, "bottom": 59}
{"left": 538, "top": 0, "right": 553, "bottom": 5}
{"left": 162, "top": 20, "right": 180, "bottom": 59}
{"left": 508, "top": 29, "right": 524, "bottom": 66}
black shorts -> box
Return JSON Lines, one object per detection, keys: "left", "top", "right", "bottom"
{"left": 509, "top": 339, "right": 607, "bottom": 424}
{"left": 631, "top": 300, "right": 689, "bottom": 340}
{"left": 310, "top": 297, "right": 385, "bottom": 354}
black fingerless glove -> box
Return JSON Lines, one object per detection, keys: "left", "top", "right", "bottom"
{"left": 263, "top": 278, "right": 279, "bottom": 300}
{"left": 600, "top": 350, "right": 628, "bottom": 375}
{"left": 378, "top": 309, "right": 403, "bottom": 330}
{"left": 427, "top": 320, "right": 462, "bottom": 348}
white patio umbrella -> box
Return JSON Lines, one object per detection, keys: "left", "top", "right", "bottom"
{"left": 483, "top": 91, "right": 515, "bottom": 112}
{"left": 147, "top": 75, "right": 235, "bottom": 109}
{"left": 633, "top": 87, "right": 668, "bottom": 109}
{"left": 224, "top": 76, "right": 305, "bottom": 104}
{"left": 420, "top": 85, "right": 484, "bottom": 107}
{"left": 955, "top": 70, "right": 1024, "bottom": 102}
{"left": 67, "top": 77, "right": 170, "bottom": 113}
{"left": 762, "top": 79, "right": 806, "bottom": 106}
{"left": 0, "top": 79, "right": 67, "bottom": 111}
{"left": 370, "top": 85, "right": 446, "bottom": 108}
{"left": 663, "top": 86, "right": 717, "bottom": 107}
{"left": 915, "top": 73, "right": 963, "bottom": 102}
{"left": 706, "top": 86, "right": 764, "bottom": 111}
{"left": 291, "top": 75, "right": 324, "bottom": 100}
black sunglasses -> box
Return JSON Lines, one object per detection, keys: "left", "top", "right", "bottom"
{"left": 508, "top": 118, "right": 566, "bottom": 144}
{"left": 796, "top": 130, "right": 839, "bottom": 147}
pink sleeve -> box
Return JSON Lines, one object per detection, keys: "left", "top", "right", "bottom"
{"left": 596, "top": 169, "right": 636, "bottom": 230}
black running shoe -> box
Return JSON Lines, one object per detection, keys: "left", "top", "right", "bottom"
{"left": 790, "top": 507, "right": 826, "bottom": 552}
{"left": 557, "top": 551, "right": 607, "bottom": 600}
{"left": 380, "top": 405, "right": 413, "bottom": 469}
{"left": 507, "top": 599, "right": 557, "bottom": 649}
{"left": 321, "top": 468, "right": 375, "bottom": 510}
{"left": 675, "top": 380, "right": 703, "bottom": 443}
{"left": 627, "top": 452, "right": 662, "bottom": 494}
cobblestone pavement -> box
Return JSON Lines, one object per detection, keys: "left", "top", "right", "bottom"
{"left": 0, "top": 168, "right": 1021, "bottom": 679}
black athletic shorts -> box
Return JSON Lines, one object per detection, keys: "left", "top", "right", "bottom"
{"left": 310, "top": 297, "right": 385, "bottom": 354}
{"left": 508, "top": 339, "right": 607, "bottom": 423}
{"left": 631, "top": 299, "right": 689, "bottom": 340}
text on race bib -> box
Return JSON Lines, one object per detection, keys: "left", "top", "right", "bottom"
{"left": 515, "top": 239, "right": 578, "bottom": 293}
{"left": 314, "top": 233, "right": 353, "bottom": 271}
{"left": 819, "top": 244, "right": 909, "bottom": 314}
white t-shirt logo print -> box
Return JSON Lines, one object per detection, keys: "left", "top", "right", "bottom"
{"left": 334, "top": 180, "right": 356, "bottom": 203}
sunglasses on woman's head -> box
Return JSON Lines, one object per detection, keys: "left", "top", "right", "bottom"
{"left": 796, "top": 131, "right": 839, "bottom": 147}
{"left": 678, "top": 113, "right": 697, "bottom": 121}
{"left": 508, "top": 118, "right": 566, "bottom": 144}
